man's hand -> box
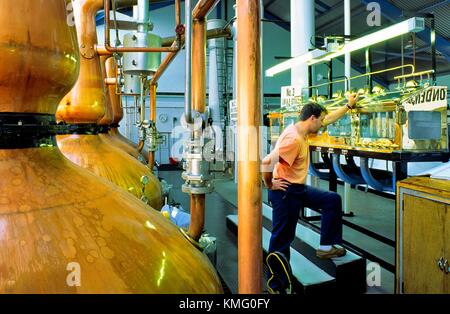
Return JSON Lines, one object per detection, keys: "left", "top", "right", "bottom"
{"left": 347, "top": 93, "right": 358, "bottom": 109}
{"left": 271, "top": 178, "right": 290, "bottom": 191}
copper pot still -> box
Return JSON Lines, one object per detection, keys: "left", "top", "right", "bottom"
{"left": 0, "top": 0, "right": 222, "bottom": 293}
{"left": 56, "top": 0, "right": 161, "bottom": 209}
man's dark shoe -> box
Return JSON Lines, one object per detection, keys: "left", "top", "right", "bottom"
{"left": 266, "top": 251, "right": 293, "bottom": 294}
{"left": 316, "top": 245, "right": 346, "bottom": 259}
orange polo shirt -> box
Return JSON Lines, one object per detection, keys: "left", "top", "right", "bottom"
{"left": 273, "top": 124, "right": 309, "bottom": 184}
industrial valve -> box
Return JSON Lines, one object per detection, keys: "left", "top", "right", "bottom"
{"left": 147, "top": 122, "right": 161, "bottom": 152}
{"left": 181, "top": 112, "right": 214, "bottom": 195}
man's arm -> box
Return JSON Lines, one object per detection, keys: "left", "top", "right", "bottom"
{"left": 261, "top": 150, "right": 291, "bottom": 191}
{"left": 323, "top": 93, "right": 358, "bottom": 126}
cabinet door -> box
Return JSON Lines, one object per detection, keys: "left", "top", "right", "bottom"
{"left": 403, "top": 194, "right": 446, "bottom": 293}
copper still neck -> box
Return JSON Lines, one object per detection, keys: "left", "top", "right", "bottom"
{"left": 56, "top": 0, "right": 106, "bottom": 124}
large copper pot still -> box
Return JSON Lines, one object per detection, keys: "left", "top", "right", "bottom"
{"left": 0, "top": 0, "right": 222, "bottom": 293}
{"left": 56, "top": 0, "right": 162, "bottom": 209}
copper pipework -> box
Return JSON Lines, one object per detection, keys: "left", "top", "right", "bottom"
{"left": 191, "top": 18, "right": 206, "bottom": 114}
{"left": 98, "top": 56, "right": 114, "bottom": 125}
{"left": 237, "top": 0, "right": 263, "bottom": 294}
{"left": 137, "top": 139, "right": 145, "bottom": 153}
{"left": 104, "top": 77, "right": 117, "bottom": 85}
{"left": 106, "top": 59, "right": 124, "bottom": 125}
{"left": 160, "top": 26, "right": 230, "bottom": 47}
{"left": 0, "top": 0, "right": 222, "bottom": 294}
{"left": 189, "top": 194, "right": 206, "bottom": 241}
{"left": 148, "top": 84, "right": 157, "bottom": 170}
{"left": 175, "top": 0, "right": 181, "bottom": 27}
{"left": 100, "top": 55, "right": 146, "bottom": 161}
{"left": 192, "top": 0, "right": 220, "bottom": 20}
{"left": 96, "top": 45, "right": 113, "bottom": 56}
{"left": 104, "top": 0, "right": 181, "bottom": 53}
{"left": 150, "top": 41, "right": 181, "bottom": 85}
{"left": 185, "top": 14, "right": 208, "bottom": 243}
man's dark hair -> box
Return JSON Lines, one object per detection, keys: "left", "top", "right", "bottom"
{"left": 299, "top": 102, "right": 327, "bottom": 121}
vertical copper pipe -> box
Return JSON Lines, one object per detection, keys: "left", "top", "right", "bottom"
{"left": 191, "top": 19, "right": 206, "bottom": 113}
{"left": 150, "top": 84, "right": 157, "bottom": 128}
{"left": 189, "top": 194, "right": 205, "bottom": 241}
{"left": 99, "top": 55, "right": 114, "bottom": 126}
{"left": 148, "top": 84, "right": 157, "bottom": 170}
{"left": 237, "top": 0, "right": 262, "bottom": 294}
{"left": 175, "top": 0, "right": 181, "bottom": 26}
{"left": 187, "top": 15, "right": 207, "bottom": 242}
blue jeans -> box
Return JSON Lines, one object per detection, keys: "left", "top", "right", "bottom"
{"left": 268, "top": 184, "right": 343, "bottom": 261}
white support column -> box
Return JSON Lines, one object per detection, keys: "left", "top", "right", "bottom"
{"left": 290, "top": 0, "right": 314, "bottom": 87}
{"left": 344, "top": 0, "right": 352, "bottom": 215}
{"left": 291, "top": 0, "right": 316, "bottom": 216}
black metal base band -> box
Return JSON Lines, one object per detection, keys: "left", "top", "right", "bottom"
{"left": 58, "top": 123, "right": 110, "bottom": 135}
{"left": 0, "top": 113, "right": 58, "bottom": 149}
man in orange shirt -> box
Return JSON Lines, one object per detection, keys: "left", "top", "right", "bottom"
{"left": 262, "top": 95, "right": 357, "bottom": 293}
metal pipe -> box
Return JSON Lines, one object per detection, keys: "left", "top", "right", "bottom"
{"left": 104, "top": 0, "right": 181, "bottom": 53}
{"left": 184, "top": 0, "right": 192, "bottom": 123}
{"left": 137, "top": 139, "right": 144, "bottom": 152}
{"left": 105, "top": 77, "right": 117, "bottom": 85}
{"left": 161, "top": 27, "right": 231, "bottom": 47}
{"left": 192, "top": 0, "right": 220, "bottom": 20}
{"left": 360, "top": 157, "right": 394, "bottom": 192}
{"left": 191, "top": 19, "right": 206, "bottom": 113}
{"left": 139, "top": 76, "right": 145, "bottom": 123}
{"left": 306, "top": 64, "right": 415, "bottom": 90}
{"left": 186, "top": 16, "right": 207, "bottom": 243}
{"left": 331, "top": 153, "right": 365, "bottom": 185}
{"left": 175, "top": 0, "right": 180, "bottom": 27}
{"left": 136, "top": 0, "right": 150, "bottom": 33}
{"left": 237, "top": 0, "right": 262, "bottom": 294}
{"left": 148, "top": 83, "right": 157, "bottom": 170}
{"left": 150, "top": 41, "right": 181, "bottom": 84}
{"left": 96, "top": 45, "right": 113, "bottom": 56}
{"left": 189, "top": 194, "right": 205, "bottom": 241}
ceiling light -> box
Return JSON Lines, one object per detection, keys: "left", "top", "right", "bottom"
{"left": 265, "top": 17, "right": 425, "bottom": 77}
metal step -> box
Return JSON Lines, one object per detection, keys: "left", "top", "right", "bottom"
{"left": 262, "top": 203, "right": 367, "bottom": 293}
{"left": 226, "top": 214, "right": 336, "bottom": 294}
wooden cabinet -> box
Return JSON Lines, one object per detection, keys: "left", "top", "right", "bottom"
{"left": 396, "top": 177, "right": 450, "bottom": 294}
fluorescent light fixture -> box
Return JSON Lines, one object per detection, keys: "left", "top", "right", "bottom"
{"left": 265, "top": 50, "right": 324, "bottom": 77}
{"left": 265, "top": 17, "right": 425, "bottom": 77}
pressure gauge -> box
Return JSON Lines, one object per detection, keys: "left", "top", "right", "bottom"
{"left": 159, "top": 113, "right": 168, "bottom": 123}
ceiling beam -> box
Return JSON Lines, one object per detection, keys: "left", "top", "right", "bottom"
{"left": 417, "top": 0, "right": 449, "bottom": 13}
{"left": 263, "top": 9, "right": 290, "bottom": 31}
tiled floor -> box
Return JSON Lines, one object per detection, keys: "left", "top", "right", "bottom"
{"left": 159, "top": 170, "right": 395, "bottom": 294}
